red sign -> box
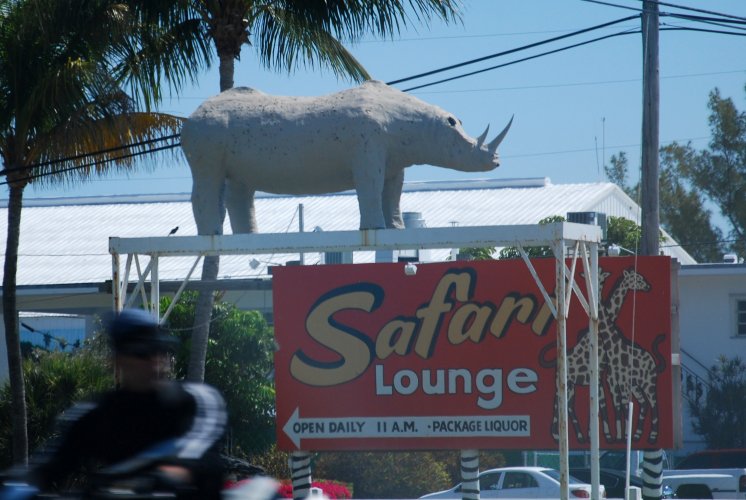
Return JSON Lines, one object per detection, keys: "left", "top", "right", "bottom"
{"left": 273, "top": 256, "right": 674, "bottom": 451}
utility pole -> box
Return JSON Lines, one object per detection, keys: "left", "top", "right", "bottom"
{"left": 641, "top": 0, "right": 660, "bottom": 256}
{"left": 641, "top": 3, "right": 664, "bottom": 500}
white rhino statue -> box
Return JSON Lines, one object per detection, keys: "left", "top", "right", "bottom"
{"left": 181, "top": 80, "right": 512, "bottom": 234}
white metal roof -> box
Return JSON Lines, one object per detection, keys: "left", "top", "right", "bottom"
{"left": 0, "top": 177, "right": 695, "bottom": 287}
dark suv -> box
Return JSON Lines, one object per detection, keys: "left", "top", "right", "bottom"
{"left": 675, "top": 449, "right": 746, "bottom": 469}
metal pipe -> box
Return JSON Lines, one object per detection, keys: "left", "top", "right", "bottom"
{"left": 554, "top": 241, "right": 570, "bottom": 500}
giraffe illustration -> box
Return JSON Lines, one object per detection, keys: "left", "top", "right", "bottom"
{"left": 543, "top": 268, "right": 654, "bottom": 443}
{"left": 604, "top": 329, "right": 667, "bottom": 444}
{"left": 542, "top": 270, "right": 613, "bottom": 442}
{"left": 596, "top": 268, "right": 652, "bottom": 441}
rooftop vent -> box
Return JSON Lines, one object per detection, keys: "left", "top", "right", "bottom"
{"left": 723, "top": 253, "right": 739, "bottom": 264}
{"left": 567, "top": 211, "right": 607, "bottom": 240}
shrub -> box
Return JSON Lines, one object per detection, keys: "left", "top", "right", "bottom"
{"left": 0, "top": 336, "right": 114, "bottom": 468}
{"left": 278, "top": 480, "right": 352, "bottom": 499}
{"left": 313, "top": 451, "right": 451, "bottom": 498}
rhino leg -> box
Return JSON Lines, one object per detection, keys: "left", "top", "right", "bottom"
{"left": 225, "top": 179, "right": 257, "bottom": 233}
{"left": 352, "top": 150, "right": 387, "bottom": 230}
{"left": 190, "top": 172, "right": 226, "bottom": 236}
{"left": 382, "top": 170, "right": 404, "bottom": 229}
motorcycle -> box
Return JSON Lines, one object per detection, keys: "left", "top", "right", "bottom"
{"left": 0, "top": 440, "right": 278, "bottom": 500}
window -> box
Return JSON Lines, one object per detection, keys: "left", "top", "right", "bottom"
{"left": 502, "top": 472, "right": 537, "bottom": 489}
{"left": 736, "top": 298, "right": 746, "bottom": 337}
{"left": 480, "top": 472, "right": 502, "bottom": 491}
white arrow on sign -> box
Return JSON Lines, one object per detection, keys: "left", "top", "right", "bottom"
{"left": 282, "top": 408, "right": 530, "bottom": 448}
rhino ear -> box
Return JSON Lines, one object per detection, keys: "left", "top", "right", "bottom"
{"left": 447, "top": 116, "right": 457, "bottom": 126}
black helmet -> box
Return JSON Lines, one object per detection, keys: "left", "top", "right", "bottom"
{"left": 107, "top": 309, "right": 178, "bottom": 357}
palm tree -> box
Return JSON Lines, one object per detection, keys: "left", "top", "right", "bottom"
{"left": 184, "top": 0, "right": 462, "bottom": 382}
{"left": 0, "top": 0, "right": 211, "bottom": 464}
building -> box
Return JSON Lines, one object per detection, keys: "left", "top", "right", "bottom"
{"left": 1, "top": 177, "right": 742, "bottom": 455}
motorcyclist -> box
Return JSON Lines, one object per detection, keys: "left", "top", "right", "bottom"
{"left": 13, "top": 308, "right": 228, "bottom": 499}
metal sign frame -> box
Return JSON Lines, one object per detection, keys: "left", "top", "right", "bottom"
{"left": 109, "top": 221, "right": 602, "bottom": 500}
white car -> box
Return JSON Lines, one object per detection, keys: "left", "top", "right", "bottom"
{"left": 420, "top": 466, "right": 606, "bottom": 499}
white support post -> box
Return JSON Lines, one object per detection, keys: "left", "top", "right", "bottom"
{"left": 585, "top": 243, "right": 601, "bottom": 500}
{"left": 460, "top": 449, "right": 480, "bottom": 500}
{"left": 299, "top": 203, "right": 305, "bottom": 265}
{"left": 290, "top": 450, "right": 312, "bottom": 500}
{"left": 126, "top": 255, "right": 153, "bottom": 310}
{"left": 161, "top": 256, "right": 203, "bottom": 323}
{"left": 151, "top": 254, "right": 159, "bottom": 321}
{"left": 112, "top": 252, "right": 122, "bottom": 312}
{"left": 554, "top": 240, "right": 570, "bottom": 500}
{"left": 121, "top": 253, "right": 133, "bottom": 310}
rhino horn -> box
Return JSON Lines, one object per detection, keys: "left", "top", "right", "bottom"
{"left": 487, "top": 115, "right": 514, "bottom": 155}
{"left": 476, "top": 124, "right": 490, "bottom": 148}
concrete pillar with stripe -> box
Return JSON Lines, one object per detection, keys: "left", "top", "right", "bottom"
{"left": 641, "top": 449, "right": 664, "bottom": 500}
{"left": 460, "top": 449, "right": 480, "bottom": 500}
{"left": 290, "top": 450, "right": 312, "bottom": 500}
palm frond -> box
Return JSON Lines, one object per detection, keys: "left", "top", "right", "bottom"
{"left": 254, "top": 4, "right": 370, "bottom": 81}
{"left": 274, "top": 0, "right": 462, "bottom": 41}
{"left": 27, "top": 112, "right": 184, "bottom": 186}
{"left": 248, "top": 0, "right": 460, "bottom": 81}
{"left": 111, "top": 1, "right": 212, "bottom": 109}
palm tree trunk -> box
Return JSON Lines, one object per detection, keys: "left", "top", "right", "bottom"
{"left": 187, "top": 255, "right": 218, "bottom": 382}
{"left": 219, "top": 52, "right": 234, "bottom": 94}
{"left": 2, "top": 183, "right": 28, "bottom": 464}
{"left": 187, "top": 50, "right": 234, "bottom": 382}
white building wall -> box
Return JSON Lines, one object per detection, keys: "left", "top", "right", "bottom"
{"left": 678, "top": 265, "right": 746, "bottom": 371}
{"left": 676, "top": 264, "right": 746, "bottom": 455}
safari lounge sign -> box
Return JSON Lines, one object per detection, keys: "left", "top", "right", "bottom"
{"left": 272, "top": 256, "right": 674, "bottom": 451}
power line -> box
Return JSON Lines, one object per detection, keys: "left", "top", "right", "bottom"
{"left": 5, "top": 17, "right": 646, "bottom": 185}
{"left": 583, "top": 0, "right": 746, "bottom": 30}
{"left": 6, "top": 6, "right": 744, "bottom": 186}
{"left": 661, "top": 26, "right": 746, "bottom": 37}
{"left": 0, "top": 142, "right": 180, "bottom": 187}
{"left": 581, "top": 0, "right": 643, "bottom": 14}
{"left": 635, "top": 0, "right": 746, "bottom": 23}
{"left": 0, "top": 134, "right": 180, "bottom": 176}
{"left": 660, "top": 237, "right": 742, "bottom": 249}
{"left": 414, "top": 69, "right": 746, "bottom": 95}
{"left": 386, "top": 14, "right": 639, "bottom": 85}
{"left": 666, "top": 18, "right": 746, "bottom": 34}
{"left": 402, "top": 28, "right": 639, "bottom": 92}
{"left": 666, "top": 13, "right": 746, "bottom": 27}
{"left": 353, "top": 28, "right": 592, "bottom": 43}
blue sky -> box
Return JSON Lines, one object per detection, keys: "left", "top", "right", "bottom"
{"left": 16, "top": 0, "right": 746, "bottom": 207}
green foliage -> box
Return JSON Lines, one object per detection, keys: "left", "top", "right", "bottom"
{"left": 0, "top": 337, "right": 114, "bottom": 468}
{"left": 660, "top": 144, "right": 725, "bottom": 262}
{"left": 161, "top": 293, "right": 276, "bottom": 456}
{"left": 430, "top": 450, "right": 506, "bottom": 485}
{"left": 689, "top": 356, "right": 746, "bottom": 449}
{"left": 313, "top": 451, "right": 451, "bottom": 499}
{"left": 604, "top": 152, "right": 637, "bottom": 199}
{"left": 248, "top": 443, "right": 290, "bottom": 479}
{"left": 686, "top": 88, "right": 746, "bottom": 257}
{"left": 457, "top": 247, "right": 496, "bottom": 260}
{"left": 312, "top": 450, "right": 506, "bottom": 498}
{"left": 606, "top": 216, "right": 641, "bottom": 251}
{"left": 498, "top": 215, "right": 566, "bottom": 259}
{"left": 604, "top": 84, "right": 746, "bottom": 262}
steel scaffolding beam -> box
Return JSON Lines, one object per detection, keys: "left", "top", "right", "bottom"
{"left": 110, "top": 221, "right": 602, "bottom": 500}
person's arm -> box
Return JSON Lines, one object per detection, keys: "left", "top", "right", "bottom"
{"left": 173, "top": 383, "right": 227, "bottom": 461}
{"left": 28, "top": 401, "right": 99, "bottom": 491}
